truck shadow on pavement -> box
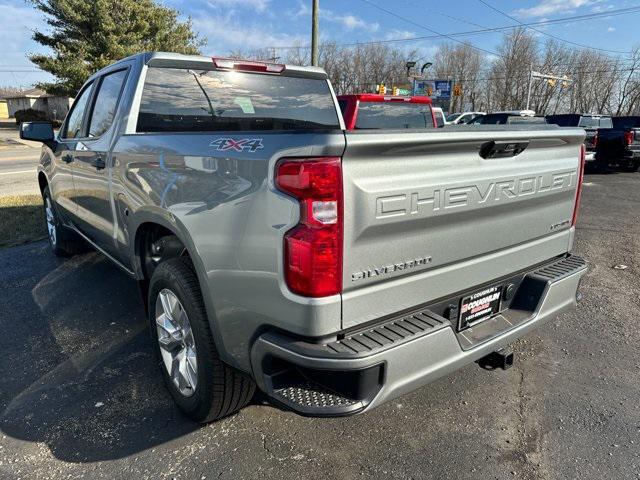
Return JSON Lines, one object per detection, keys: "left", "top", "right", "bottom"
{"left": 0, "top": 241, "right": 202, "bottom": 462}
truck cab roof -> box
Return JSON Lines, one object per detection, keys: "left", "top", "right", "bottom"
{"left": 88, "top": 51, "right": 329, "bottom": 83}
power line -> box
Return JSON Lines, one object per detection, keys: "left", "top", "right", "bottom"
{"left": 268, "top": 5, "right": 640, "bottom": 51}
{"left": 476, "top": 0, "right": 630, "bottom": 55}
{"left": 418, "top": 66, "right": 640, "bottom": 84}
{"left": 356, "top": 0, "right": 500, "bottom": 57}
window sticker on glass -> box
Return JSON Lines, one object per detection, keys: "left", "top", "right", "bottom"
{"left": 234, "top": 97, "right": 255, "bottom": 114}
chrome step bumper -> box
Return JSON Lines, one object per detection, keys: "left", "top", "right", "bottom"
{"left": 251, "top": 255, "right": 587, "bottom": 416}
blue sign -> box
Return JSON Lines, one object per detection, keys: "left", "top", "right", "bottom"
{"left": 413, "top": 79, "right": 452, "bottom": 99}
{"left": 435, "top": 80, "right": 452, "bottom": 99}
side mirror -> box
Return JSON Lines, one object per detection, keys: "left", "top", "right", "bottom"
{"left": 20, "top": 121, "right": 54, "bottom": 143}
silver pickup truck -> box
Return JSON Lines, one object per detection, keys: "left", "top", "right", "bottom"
{"left": 21, "top": 52, "right": 587, "bottom": 422}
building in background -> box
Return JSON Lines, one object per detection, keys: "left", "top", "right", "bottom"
{"left": 5, "top": 88, "right": 72, "bottom": 121}
{"left": 0, "top": 98, "right": 8, "bottom": 119}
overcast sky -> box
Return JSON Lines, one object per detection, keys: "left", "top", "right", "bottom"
{"left": 0, "top": 0, "right": 637, "bottom": 88}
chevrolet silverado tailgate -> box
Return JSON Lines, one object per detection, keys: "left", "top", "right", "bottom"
{"left": 341, "top": 126, "right": 585, "bottom": 328}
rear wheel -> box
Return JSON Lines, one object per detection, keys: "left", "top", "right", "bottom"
{"left": 42, "top": 186, "right": 83, "bottom": 256}
{"left": 148, "top": 258, "right": 255, "bottom": 422}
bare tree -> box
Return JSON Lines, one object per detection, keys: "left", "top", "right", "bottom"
{"left": 433, "top": 43, "right": 482, "bottom": 111}
{"left": 485, "top": 28, "right": 538, "bottom": 111}
{"left": 217, "top": 32, "right": 640, "bottom": 116}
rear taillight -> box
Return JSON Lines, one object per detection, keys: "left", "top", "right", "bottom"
{"left": 276, "top": 158, "right": 343, "bottom": 297}
{"left": 624, "top": 130, "right": 634, "bottom": 145}
{"left": 592, "top": 132, "right": 598, "bottom": 148}
{"left": 572, "top": 144, "right": 586, "bottom": 226}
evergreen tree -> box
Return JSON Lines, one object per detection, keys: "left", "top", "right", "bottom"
{"left": 29, "top": 0, "right": 204, "bottom": 96}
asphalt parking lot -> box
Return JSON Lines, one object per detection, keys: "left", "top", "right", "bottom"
{"left": 0, "top": 172, "right": 639, "bottom": 480}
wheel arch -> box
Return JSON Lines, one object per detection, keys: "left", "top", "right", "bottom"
{"left": 37, "top": 171, "right": 49, "bottom": 195}
{"left": 129, "top": 209, "right": 236, "bottom": 368}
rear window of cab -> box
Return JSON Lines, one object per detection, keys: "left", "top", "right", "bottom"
{"left": 137, "top": 67, "right": 341, "bottom": 132}
{"left": 354, "top": 102, "right": 435, "bottom": 129}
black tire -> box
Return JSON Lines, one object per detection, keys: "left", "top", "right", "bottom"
{"left": 148, "top": 257, "right": 255, "bottom": 423}
{"left": 588, "top": 160, "right": 607, "bottom": 174}
{"left": 42, "top": 186, "right": 84, "bottom": 256}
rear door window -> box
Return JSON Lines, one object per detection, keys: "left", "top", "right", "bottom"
{"left": 137, "top": 67, "right": 341, "bottom": 132}
{"left": 355, "top": 102, "right": 434, "bottom": 129}
{"left": 88, "top": 69, "right": 128, "bottom": 138}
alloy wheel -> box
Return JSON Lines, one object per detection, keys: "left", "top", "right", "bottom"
{"left": 155, "top": 288, "right": 198, "bottom": 397}
{"left": 45, "top": 197, "right": 57, "bottom": 247}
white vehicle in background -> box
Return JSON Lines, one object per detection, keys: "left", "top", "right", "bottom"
{"left": 432, "top": 107, "right": 447, "bottom": 127}
{"left": 494, "top": 110, "right": 536, "bottom": 117}
{"left": 446, "top": 111, "right": 486, "bottom": 124}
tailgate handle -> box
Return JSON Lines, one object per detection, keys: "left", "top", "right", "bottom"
{"left": 480, "top": 140, "right": 529, "bottom": 159}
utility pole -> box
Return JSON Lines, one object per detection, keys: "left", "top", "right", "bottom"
{"left": 311, "top": 0, "right": 319, "bottom": 66}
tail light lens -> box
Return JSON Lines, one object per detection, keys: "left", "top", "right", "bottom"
{"left": 624, "top": 130, "right": 634, "bottom": 145}
{"left": 572, "top": 144, "right": 586, "bottom": 226}
{"left": 592, "top": 132, "right": 598, "bottom": 148}
{"left": 276, "top": 158, "right": 343, "bottom": 297}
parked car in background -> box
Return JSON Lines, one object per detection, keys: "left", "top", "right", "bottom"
{"left": 546, "top": 114, "right": 612, "bottom": 163}
{"left": 21, "top": 52, "right": 587, "bottom": 422}
{"left": 469, "top": 111, "right": 546, "bottom": 125}
{"left": 446, "top": 111, "right": 486, "bottom": 124}
{"left": 337, "top": 94, "right": 435, "bottom": 130}
{"left": 432, "top": 106, "right": 447, "bottom": 127}
{"left": 594, "top": 116, "right": 640, "bottom": 172}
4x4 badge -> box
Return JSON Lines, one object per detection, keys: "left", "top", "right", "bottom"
{"left": 210, "top": 138, "right": 264, "bottom": 152}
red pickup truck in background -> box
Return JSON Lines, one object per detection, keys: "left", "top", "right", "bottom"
{"left": 337, "top": 94, "right": 436, "bottom": 130}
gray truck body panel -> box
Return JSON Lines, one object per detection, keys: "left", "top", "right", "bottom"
{"left": 38, "top": 52, "right": 586, "bottom": 413}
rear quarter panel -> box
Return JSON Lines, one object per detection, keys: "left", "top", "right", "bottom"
{"left": 111, "top": 131, "right": 346, "bottom": 370}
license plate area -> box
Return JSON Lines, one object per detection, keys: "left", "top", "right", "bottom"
{"left": 458, "top": 285, "right": 502, "bottom": 331}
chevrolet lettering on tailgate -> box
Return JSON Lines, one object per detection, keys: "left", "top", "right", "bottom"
{"left": 376, "top": 171, "right": 577, "bottom": 219}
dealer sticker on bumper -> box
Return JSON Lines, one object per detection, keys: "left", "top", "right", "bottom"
{"left": 458, "top": 285, "right": 502, "bottom": 330}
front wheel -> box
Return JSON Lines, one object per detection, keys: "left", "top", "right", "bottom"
{"left": 148, "top": 258, "right": 255, "bottom": 422}
{"left": 42, "top": 186, "right": 83, "bottom": 256}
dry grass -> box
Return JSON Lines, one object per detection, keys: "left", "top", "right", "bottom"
{"left": 0, "top": 194, "right": 46, "bottom": 248}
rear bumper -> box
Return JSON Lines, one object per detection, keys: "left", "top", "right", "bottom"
{"left": 596, "top": 146, "right": 640, "bottom": 162}
{"left": 250, "top": 255, "right": 587, "bottom": 416}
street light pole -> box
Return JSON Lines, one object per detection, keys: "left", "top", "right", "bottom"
{"left": 311, "top": 0, "right": 319, "bottom": 66}
{"left": 526, "top": 67, "right": 533, "bottom": 110}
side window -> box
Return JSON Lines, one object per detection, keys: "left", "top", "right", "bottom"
{"left": 88, "top": 69, "right": 128, "bottom": 138}
{"left": 64, "top": 83, "right": 93, "bottom": 139}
